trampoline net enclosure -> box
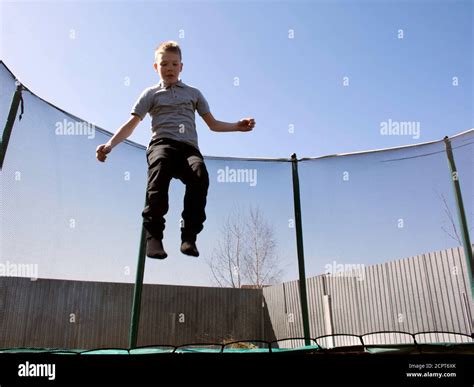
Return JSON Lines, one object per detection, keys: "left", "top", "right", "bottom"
{"left": 0, "top": 61, "right": 473, "bottom": 352}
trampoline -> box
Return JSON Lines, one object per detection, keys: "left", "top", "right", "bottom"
{"left": 1, "top": 59, "right": 473, "bottom": 359}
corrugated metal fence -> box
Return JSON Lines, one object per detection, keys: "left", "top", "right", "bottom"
{"left": 0, "top": 279, "right": 274, "bottom": 349}
{"left": 0, "top": 245, "right": 472, "bottom": 349}
{"left": 263, "top": 245, "right": 474, "bottom": 348}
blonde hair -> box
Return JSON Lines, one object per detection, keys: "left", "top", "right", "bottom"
{"left": 155, "top": 41, "right": 182, "bottom": 62}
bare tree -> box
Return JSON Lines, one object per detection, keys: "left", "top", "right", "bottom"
{"left": 208, "top": 205, "right": 282, "bottom": 288}
{"left": 208, "top": 206, "right": 246, "bottom": 288}
{"left": 436, "top": 190, "right": 473, "bottom": 245}
{"left": 242, "top": 207, "right": 283, "bottom": 287}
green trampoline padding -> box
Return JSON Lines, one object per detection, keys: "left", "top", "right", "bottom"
{"left": 1, "top": 342, "right": 473, "bottom": 355}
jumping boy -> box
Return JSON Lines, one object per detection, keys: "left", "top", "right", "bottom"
{"left": 96, "top": 41, "right": 255, "bottom": 259}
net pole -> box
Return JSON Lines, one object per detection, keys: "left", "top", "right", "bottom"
{"left": 128, "top": 196, "right": 148, "bottom": 349}
{"left": 290, "top": 153, "right": 311, "bottom": 345}
{"left": 0, "top": 82, "right": 22, "bottom": 170}
{"left": 444, "top": 136, "right": 474, "bottom": 301}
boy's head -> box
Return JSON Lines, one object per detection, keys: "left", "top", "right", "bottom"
{"left": 153, "top": 41, "right": 183, "bottom": 86}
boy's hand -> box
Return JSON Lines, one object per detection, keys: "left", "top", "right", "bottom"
{"left": 96, "top": 143, "right": 112, "bottom": 162}
{"left": 237, "top": 118, "right": 255, "bottom": 132}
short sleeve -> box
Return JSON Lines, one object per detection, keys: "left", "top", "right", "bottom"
{"left": 131, "top": 88, "right": 153, "bottom": 119}
{"left": 195, "top": 89, "right": 210, "bottom": 116}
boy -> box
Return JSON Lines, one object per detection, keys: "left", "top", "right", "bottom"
{"left": 96, "top": 41, "right": 255, "bottom": 259}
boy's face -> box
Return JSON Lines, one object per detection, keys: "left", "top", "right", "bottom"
{"left": 154, "top": 52, "right": 183, "bottom": 86}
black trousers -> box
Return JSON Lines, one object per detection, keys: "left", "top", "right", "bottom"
{"left": 143, "top": 137, "right": 209, "bottom": 242}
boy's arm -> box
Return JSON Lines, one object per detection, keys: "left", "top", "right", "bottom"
{"left": 96, "top": 115, "right": 141, "bottom": 162}
{"left": 107, "top": 115, "right": 142, "bottom": 148}
{"left": 202, "top": 112, "right": 255, "bottom": 132}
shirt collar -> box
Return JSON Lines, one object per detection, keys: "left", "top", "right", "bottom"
{"left": 159, "top": 79, "right": 184, "bottom": 89}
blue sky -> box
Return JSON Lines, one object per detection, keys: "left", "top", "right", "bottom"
{"left": 1, "top": 0, "right": 472, "bottom": 158}
{"left": 1, "top": 0, "right": 473, "bottom": 286}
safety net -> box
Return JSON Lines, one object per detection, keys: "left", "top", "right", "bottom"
{"left": 0, "top": 60, "right": 473, "bottom": 353}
